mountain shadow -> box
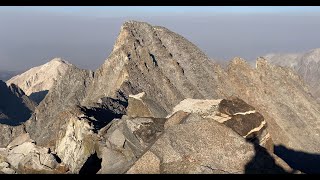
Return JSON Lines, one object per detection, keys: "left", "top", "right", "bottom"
{"left": 0, "top": 81, "right": 35, "bottom": 126}
{"left": 244, "top": 138, "right": 290, "bottom": 174}
{"left": 80, "top": 97, "right": 128, "bottom": 133}
{"left": 29, "top": 90, "right": 49, "bottom": 104}
{"left": 79, "top": 152, "right": 102, "bottom": 174}
{"left": 274, "top": 144, "right": 320, "bottom": 174}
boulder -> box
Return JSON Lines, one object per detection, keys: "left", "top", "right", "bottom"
{"left": 131, "top": 118, "right": 289, "bottom": 174}
{"left": 55, "top": 111, "right": 98, "bottom": 173}
{"left": 127, "top": 92, "right": 167, "bottom": 118}
{"left": 168, "top": 97, "right": 273, "bottom": 152}
{"left": 1, "top": 167, "right": 15, "bottom": 174}
{"left": 126, "top": 151, "right": 160, "bottom": 174}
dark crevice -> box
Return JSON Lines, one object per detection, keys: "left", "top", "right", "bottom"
{"left": 79, "top": 97, "right": 128, "bottom": 133}
{"left": 79, "top": 152, "right": 102, "bottom": 174}
{"left": 52, "top": 153, "right": 62, "bottom": 164}
{"left": 144, "top": 62, "right": 149, "bottom": 71}
{"left": 149, "top": 53, "right": 158, "bottom": 67}
{"left": 115, "top": 90, "right": 128, "bottom": 103}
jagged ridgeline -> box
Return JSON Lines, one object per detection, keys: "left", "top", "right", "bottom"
{"left": 0, "top": 21, "right": 320, "bottom": 174}
{"left": 265, "top": 49, "right": 320, "bottom": 103}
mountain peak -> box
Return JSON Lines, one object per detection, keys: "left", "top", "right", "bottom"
{"left": 7, "top": 58, "right": 75, "bottom": 100}
{"left": 48, "top": 57, "right": 72, "bottom": 66}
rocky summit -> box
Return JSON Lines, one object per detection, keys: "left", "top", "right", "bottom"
{"left": 0, "top": 20, "right": 319, "bottom": 174}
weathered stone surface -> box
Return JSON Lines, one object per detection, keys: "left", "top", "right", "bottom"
{"left": 1, "top": 167, "right": 15, "bottom": 174}
{"left": 7, "top": 133, "right": 34, "bottom": 149}
{"left": 1, "top": 138, "right": 66, "bottom": 174}
{"left": 0, "top": 124, "right": 26, "bottom": 148}
{"left": 18, "top": 152, "right": 55, "bottom": 174}
{"left": 0, "top": 148, "right": 8, "bottom": 163}
{"left": 126, "top": 151, "right": 160, "bottom": 174}
{"left": 224, "top": 113, "right": 265, "bottom": 138}
{"left": 108, "top": 129, "right": 126, "bottom": 148}
{"left": 137, "top": 118, "right": 289, "bottom": 174}
{"left": 0, "top": 162, "right": 9, "bottom": 169}
{"left": 97, "top": 146, "right": 134, "bottom": 174}
{"left": 55, "top": 109, "right": 98, "bottom": 173}
{"left": 124, "top": 117, "right": 166, "bottom": 149}
{"left": 218, "top": 97, "right": 255, "bottom": 116}
{"left": 164, "top": 111, "right": 190, "bottom": 129}
{"left": 167, "top": 98, "right": 222, "bottom": 119}
{"left": 168, "top": 97, "right": 272, "bottom": 151}
{"left": 96, "top": 115, "right": 167, "bottom": 174}
{"left": 7, "top": 142, "right": 37, "bottom": 169}
{"left": 127, "top": 92, "right": 167, "bottom": 118}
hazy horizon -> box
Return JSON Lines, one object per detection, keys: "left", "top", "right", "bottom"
{"left": 1, "top": 6, "right": 320, "bottom": 72}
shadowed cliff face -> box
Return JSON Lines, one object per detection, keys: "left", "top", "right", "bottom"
{"left": 29, "top": 90, "right": 49, "bottom": 104}
{"left": 0, "top": 80, "right": 36, "bottom": 147}
{"left": 0, "top": 80, "right": 36, "bottom": 126}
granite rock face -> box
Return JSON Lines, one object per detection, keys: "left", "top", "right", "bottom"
{"left": 54, "top": 107, "right": 98, "bottom": 173}
{"left": 25, "top": 66, "right": 94, "bottom": 147}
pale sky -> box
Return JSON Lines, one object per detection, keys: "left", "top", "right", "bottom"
{"left": 1, "top": 6, "right": 320, "bottom": 71}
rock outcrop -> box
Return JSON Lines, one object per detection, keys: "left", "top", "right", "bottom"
{"left": 0, "top": 133, "right": 68, "bottom": 174}
{"left": 167, "top": 97, "right": 273, "bottom": 152}
{"left": 25, "top": 66, "right": 94, "bottom": 147}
